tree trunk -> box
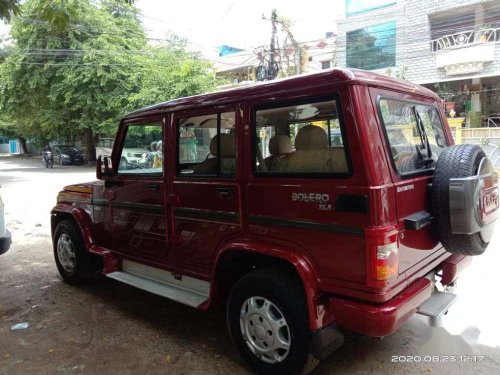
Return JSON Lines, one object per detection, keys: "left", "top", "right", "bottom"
{"left": 19, "top": 137, "right": 28, "bottom": 154}
{"left": 84, "top": 128, "right": 96, "bottom": 163}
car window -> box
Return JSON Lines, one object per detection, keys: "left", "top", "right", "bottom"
{"left": 254, "top": 98, "right": 350, "bottom": 175}
{"left": 59, "top": 146, "right": 78, "bottom": 153}
{"left": 177, "top": 112, "right": 236, "bottom": 177}
{"left": 378, "top": 98, "right": 447, "bottom": 175}
{"left": 117, "top": 123, "right": 163, "bottom": 175}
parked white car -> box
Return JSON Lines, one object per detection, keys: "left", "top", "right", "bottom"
{"left": 0, "top": 188, "right": 11, "bottom": 255}
{"left": 96, "top": 137, "right": 148, "bottom": 165}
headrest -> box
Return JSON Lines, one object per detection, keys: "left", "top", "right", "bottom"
{"left": 210, "top": 133, "right": 236, "bottom": 157}
{"left": 295, "top": 125, "right": 328, "bottom": 150}
{"left": 269, "top": 135, "right": 293, "bottom": 156}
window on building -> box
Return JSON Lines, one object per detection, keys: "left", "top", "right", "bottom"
{"left": 254, "top": 98, "right": 350, "bottom": 175}
{"left": 177, "top": 112, "right": 236, "bottom": 177}
{"left": 321, "top": 60, "right": 331, "bottom": 70}
{"left": 346, "top": 0, "right": 395, "bottom": 16}
{"left": 346, "top": 21, "right": 396, "bottom": 70}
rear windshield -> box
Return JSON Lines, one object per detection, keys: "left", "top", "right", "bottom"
{"left": 378, "top": 98, "right": 448, "bottom": 175}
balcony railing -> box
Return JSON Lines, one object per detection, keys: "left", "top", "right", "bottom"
{"left": 431, "top": 27, "right": 500, "bottom": 52}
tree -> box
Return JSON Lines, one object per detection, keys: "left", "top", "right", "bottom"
{"left": 0, "top": 0, "right": 217, "bottom": 158}
{"left": 130, "top": 36, "right": 217, "bottom": 109}
{"left": 0, "top": 0, "right": 145, "bottom": 159}
{"left": 0, "top": 0, "right": 20, "bottom": 22}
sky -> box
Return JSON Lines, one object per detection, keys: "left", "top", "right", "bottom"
{"left": 136, "top": 0, "right": 345, "bottom": 57}
{"left": 0, "top": 1, "right": 345, "bottom": 57}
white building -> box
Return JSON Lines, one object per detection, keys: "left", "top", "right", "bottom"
{"left": 337, "top": 0, "right": 500, "bottom": 125}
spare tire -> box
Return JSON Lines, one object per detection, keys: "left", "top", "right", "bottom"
{"left": 432, "top": 144, "right": 498, "bottom": 256}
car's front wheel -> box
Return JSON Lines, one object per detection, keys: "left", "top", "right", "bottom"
{"left": 227, "top": 268, "right": 317, "bottom": 375}
{"left": 53, "top": 220, "right": 97, "bottom": 284}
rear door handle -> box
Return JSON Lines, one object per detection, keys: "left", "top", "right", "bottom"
{"left": 217, "top": 186, "right": 233, "bottom": 198}
{"left": 148, "top": 183, "right": 160, "bottom": 192}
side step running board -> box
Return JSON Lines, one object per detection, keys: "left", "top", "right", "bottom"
{"left": 417, "top": 290, "right": 457, "bottom": 319}
{"left": 106, "top": 260, "right": 210, "bottom": 308}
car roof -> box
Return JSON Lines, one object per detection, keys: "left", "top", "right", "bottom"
{"left": 123, "top": 68, "right": 440, "bottom": 120}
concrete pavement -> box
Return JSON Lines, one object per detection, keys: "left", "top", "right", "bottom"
{"left": 0, "top": 155, "right": 499, "bottom": 374}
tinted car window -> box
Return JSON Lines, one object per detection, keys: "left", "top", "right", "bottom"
{"left": 117, "top": 123, "right": 163, "bottom": 175}
{"left": 379, "top": 98, "right": 447, "bottom": 174}
{"left": 177, "top": 112, "right": 236, "bottom": 177}
{"left": 254, "top": 98, "right": 349, "bottom": 175}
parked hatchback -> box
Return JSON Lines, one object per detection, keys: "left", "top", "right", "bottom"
{"left": 51, "top": 68, "right": 499, "bottom": 374}
{"left": 53, "top": 145, "right": 87, "bottom": 166}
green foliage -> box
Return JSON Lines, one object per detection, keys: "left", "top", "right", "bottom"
{"left": 384, "top": 65, "right": 408, "bottom": 80}
{"left": 0, "top": 0, "right": 217, "bottom": 155}
{"left": 433, "top": 82, "right": 454, "bottom": 100}
{"left": 130, "top": 37, "right": 217, "bottom": 108}
{"left": 0, "top": 0, "right": 20, "bottom": 22}
{"left": 468, "top": 111, "right": 482, "bottom": 128}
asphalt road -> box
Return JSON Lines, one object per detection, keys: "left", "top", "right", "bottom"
{"left": 1, "top": 155, "right": 499, "bottom": 375}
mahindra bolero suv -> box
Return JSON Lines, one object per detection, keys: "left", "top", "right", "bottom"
{"left": 51, "top": 68, "right": 499, "bottom": 374}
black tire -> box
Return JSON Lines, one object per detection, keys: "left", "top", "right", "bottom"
{"left": 53, "top": 220, "right": 96, "bottom": 284}
{"left": 432, "top": 144, "right": 488, "bottom": 255}
{"left": 227, "top": 268, "right": 318, "bottom": 375}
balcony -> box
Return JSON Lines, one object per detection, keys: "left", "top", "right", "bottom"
{"left": 430, "top": 27, "right": 500, "bottom": 52}
{"left": 431, "top": 27, "right": 499, "bottom": 76}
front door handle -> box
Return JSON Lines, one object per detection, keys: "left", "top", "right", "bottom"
{"left": 217, "top": 186, "right": 233, "bottom": 198}
{"left": 148, "top": 183, "right": 160, "bottom": 192}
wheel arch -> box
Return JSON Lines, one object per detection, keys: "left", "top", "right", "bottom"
{"left": 208, "top": 242, "right": 327, "bottom": 330}
{"left": 51, "top": 205, "right": 94, "bottom": 249}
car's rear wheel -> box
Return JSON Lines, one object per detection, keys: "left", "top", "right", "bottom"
{"left": 53, "top": 220, "right": 96, "bottom": 284}
{"left": 227, "top": 268, "right": 317, "bottom": 375}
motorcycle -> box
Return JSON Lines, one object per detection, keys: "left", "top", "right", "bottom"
{"left": 43, "top": 150, "right": 54, "bottom": 169}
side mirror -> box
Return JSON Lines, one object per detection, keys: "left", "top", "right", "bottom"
{"left": 96, "top": 155, "right": 112, "bottom": 180}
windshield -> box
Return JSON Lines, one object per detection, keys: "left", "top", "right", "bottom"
{"left": 379, "top": 98, "right": 448, "bottom": 175}
{"left": 59, "top": 146, "right": 78, "bottom": 153}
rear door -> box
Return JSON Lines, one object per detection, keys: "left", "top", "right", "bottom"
{"left": 246, "top": 93, "right": 370, "bottom": 286}
{"left": 169, "top": 107, "right": 241, "bottom": 278}
{"left": 374, "top": 91, "right": 450, "bottom": 273}
{"left": 107, "top": 118, "right": 171, "bottom": 265}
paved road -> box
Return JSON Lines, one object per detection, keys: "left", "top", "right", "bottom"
{"left": 1, "top": 156, "right": 499, "bottom": 375}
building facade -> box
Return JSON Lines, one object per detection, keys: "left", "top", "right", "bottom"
{"left": 337, "top": 0, "right": 500, "bottom": 125}
{"left": 213, "top": 35, "right": 337, "bottom": 86}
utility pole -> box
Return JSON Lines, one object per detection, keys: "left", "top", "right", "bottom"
{"left": 268, "top": 9, "right": 279, "bottom": 80}
{"left": 257, "top": 9, "right": 280, "bottom": 81}
{"left": 257, "top": 9, "right": 302, "bottom": 81}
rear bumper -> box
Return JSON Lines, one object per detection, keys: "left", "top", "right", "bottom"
{"left": 441, "top": 254, "right": 472, "bottom": 285}
{"left": 0, "top": 230, "right": 11, "bottom": 255}
{"left": 329, "top": 278, "right": 433, "bottom": 337}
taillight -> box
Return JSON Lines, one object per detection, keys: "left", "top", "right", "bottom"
{"left": 365, "top": 225, "right": 399, "bottom": 288}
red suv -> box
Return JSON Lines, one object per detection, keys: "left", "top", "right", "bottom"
{"left": 51, "top": 68, "right": 499, "bottom": 374}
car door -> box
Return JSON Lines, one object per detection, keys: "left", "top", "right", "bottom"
{"left": 169, "top": 107, "right": 241, "bottom": 278}
{"left": 107, "top": 118, "right": 171, "bottom": 265}
{"left": 374, "top": 91, "right": 450, "bottom": 273}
